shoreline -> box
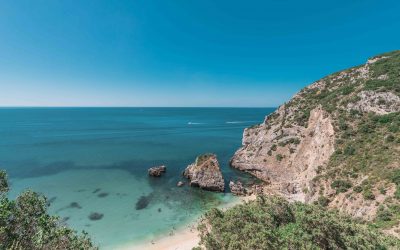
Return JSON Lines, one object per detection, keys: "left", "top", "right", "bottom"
{"left": 116, "top": 194, "right": 256, "bottom": 250}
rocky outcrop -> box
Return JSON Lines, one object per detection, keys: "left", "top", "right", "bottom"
{"left": 177, "top": 181, "right": 185, "bottom": 187}
{"left": 347, "top": 90, "right": 400, "bottom": 114}
{"left": 229, "top": 180, "right": 248, "bottom": 196}
{"left": 231, "top": 106, "right": 335, "bottom": 202}
{"left": 183, "top": 154, "right": 225, "bottom": 192}
{"left": 230, "top": 51, "right": 400, "bottom": 231}
{"left": 148, "top": 165, "right": 166, "bottom": 177}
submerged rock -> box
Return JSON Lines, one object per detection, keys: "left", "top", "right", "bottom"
{"left": 68, "top": 202, "right": 82, "bottom": 209}
{"left": 229, "top": 180, "right": 249, "bottom": 196}
{"left": 46, "top": 196, "right": 57, "bottom": 206}
{"left": 97, "top": 192, "right": 109, "bottom": 198}
{"left": 88, "top": 212, "right": 103, "bottom": 221}
{"left": 148, "top": 165, "right": 166, "bottom": 177}
{"left": 177, "top": 181, "right": 185, "bottom": 187}
{"left": 135, "top": 195, "right": 151, "bottom": 210}
{"left": 183, "top": 153, "right": 225, "bottom": 192}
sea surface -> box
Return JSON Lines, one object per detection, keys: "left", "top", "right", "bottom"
{"left": 0, "top": 107, "right": 274, "bottom": 249}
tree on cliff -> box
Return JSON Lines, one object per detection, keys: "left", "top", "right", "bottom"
{"left": 0, "top": 170, "right": 96, "bottom": 250}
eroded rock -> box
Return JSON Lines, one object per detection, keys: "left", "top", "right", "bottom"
{"left": 148, "top": 165, "right": 167, "bottom": 177}
{"left": 183, "top": 153, "right": 224, "bottom": 192}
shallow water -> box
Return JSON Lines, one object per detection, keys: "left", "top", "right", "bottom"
{"left": 0, "top": 107, "right": 273, "bottom": 248}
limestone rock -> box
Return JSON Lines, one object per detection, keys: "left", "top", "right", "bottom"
{"left": 229, "top": 180, "right": 248, "bottom": 196}
{"left": 183, "top": 153, "right": 224, "bottom": 192}
{"left": 148, "top": 165, "right": 166, "bottom": 177}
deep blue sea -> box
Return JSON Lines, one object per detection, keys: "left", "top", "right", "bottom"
{"left": 0, "top": 107, "right": 273, "bottom": 249}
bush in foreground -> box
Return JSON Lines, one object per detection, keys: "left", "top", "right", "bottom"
{"left": 197, "top": 196, "right": 400, "bottom": 250}
{"left": 0, "top": 170, "right": 97, "bottom": 250}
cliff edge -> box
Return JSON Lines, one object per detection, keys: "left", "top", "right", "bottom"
{"left": 231, "top": 50, "right": 400, "bottom": 234}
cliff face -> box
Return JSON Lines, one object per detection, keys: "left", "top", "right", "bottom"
{"left": 231, "top": 51, "right": 400, "bottom": 232}
{"left": 232, "top": 106, "right": 335, "bottom": 202}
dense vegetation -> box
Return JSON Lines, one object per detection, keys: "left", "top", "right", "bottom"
{"left": 0, "top": 170, "right": 96, "bottom": 250}
{"left": 197, "top": 196, "right": 400, "bottom": 250}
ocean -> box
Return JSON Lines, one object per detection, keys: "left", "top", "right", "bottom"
{"left": 0, "top": 107, "right": 273, "bottom": 249}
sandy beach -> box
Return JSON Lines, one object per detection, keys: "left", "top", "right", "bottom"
{"left": 126, "top": 222, "right": 200, "bottom": 250}
{"left": 117, "top": 195, "right": 256, "bottom": 250}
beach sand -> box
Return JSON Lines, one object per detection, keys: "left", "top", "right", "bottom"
{"left": 117, "top": 194, "right": 256, "bottom": 250}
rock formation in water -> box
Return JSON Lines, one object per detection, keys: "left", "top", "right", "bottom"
{"left": 183, "top": 153, "right": 225, "bottom": 192}
{"left": 148, "top": 165, "right": 166, "bottom": 177}
{"left": 88, "top": 212, "right": 103, "bottom": 221}
{"left": 231, "top": 51, "right": 400, "bottom": 235}
{"left": 135, "top": 194, "right": 152, "bottom": 210}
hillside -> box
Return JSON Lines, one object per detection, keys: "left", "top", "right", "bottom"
{"left": 230, "top": 50, "right": 400, "bottom": 234}
{"left": 197, "top": 196, "right": 400, "bottom": 249}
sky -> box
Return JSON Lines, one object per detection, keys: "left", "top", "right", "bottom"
{"left": 0, "top": 0, "right": 400, "bottom": 107}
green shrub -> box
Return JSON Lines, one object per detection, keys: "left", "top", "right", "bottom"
{"left": 363, "top": 189, "right": 375, "bottom": 200}
{"left": 0, "top": 170, "right": 96, "bottom": 250}
{"left": 341, "top": 86, "right": 354, "bottom": 95}
{"left": 385, "top": 134, "right": 395, "bottom": 142}
{"left": 343, "top": 145, "right": 356, "bottom": 155}
{"left": 391, "top": 170, "right": 400, "bottom": 185}
{"left": 353, "top": 185, "right": 363, "bottom": 193}
{"left": 331, "top": 179, "right": 352, "bottom": 193}
{"left": 395, "top": 186, "right": 400, "bottom": 200}
{"left": 376, "top": 206, "right": 393, "bottom": 222}
{"left": 197, "top": 196, "right": 400, "bottom": 250}
{"left": 338, "top": 119, "right": 348, "bottom": 130}
{"left": 317, "top": 196, "right": 330, "bottom": 207}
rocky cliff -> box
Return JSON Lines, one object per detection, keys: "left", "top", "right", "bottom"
{"left": 231, "top": 50, "right": 400, "bottom": 234}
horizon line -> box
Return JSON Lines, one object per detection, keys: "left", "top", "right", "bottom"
{"left": 0, "top": 106, "right": 277, "bottom": 109}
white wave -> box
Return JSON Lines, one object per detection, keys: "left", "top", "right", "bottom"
{"left": 226, "top": 121, "right": 255, "bottom": 124}
{"left": 187, "top": 122, "right": 203, "bottom": 125}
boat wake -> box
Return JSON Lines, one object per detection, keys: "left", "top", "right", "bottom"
{"left": 226, "top": 121, "right": 255, "bottom": 124}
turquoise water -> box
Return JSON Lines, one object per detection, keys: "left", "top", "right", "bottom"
{"left": 0, "top": 108, "right": 273, "bottom": 249}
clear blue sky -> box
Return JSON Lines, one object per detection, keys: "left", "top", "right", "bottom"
{"left": 1, "top": 0, "right": 399, "bottom": 107}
